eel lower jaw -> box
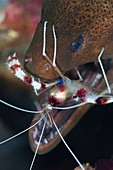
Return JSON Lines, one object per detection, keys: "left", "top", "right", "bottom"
{"left": 29, "top": 59, "right": 112, "bottom": 154}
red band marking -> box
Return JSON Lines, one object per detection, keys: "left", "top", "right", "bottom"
{"left": 41, "top": 83, "right": 46, "bottom": 90}
{"left": 24, "top": 76, "right": 32, "bottom": 84}
{"left": 58, "top": 84, "right": 65, "bottom": 92}
{"left": 76, "top": 88, "right": 86, "bottom": 100}
{"left": 10, "top": 64, "right": 21, "bottom": 73}
{"left": 96, "top": 97, "right": 108, "bottom": 105}
{"left": 8, "top": 56, "right": 18, "bottom": 63}
{"left": 48, "top": 95, "right": 62, "bottom": 106}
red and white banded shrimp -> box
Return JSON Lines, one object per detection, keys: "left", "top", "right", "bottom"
{"left": 0, "top": 21, "right": 113, "bottom": 170}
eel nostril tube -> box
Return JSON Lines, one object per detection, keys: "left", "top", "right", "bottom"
{"left": 25, "top": 56, "right": 32, "bottom": 63}
{"left": 44, "top": 63, "right": 51, "bottom": 71}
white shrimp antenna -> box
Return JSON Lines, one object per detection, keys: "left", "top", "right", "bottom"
{"left": 0, "top": 113, "right": 46, "bottom": 145}
{"left": 29, "top": 117, "right": 47, "bottom": 170}
{"left": 52, "top": 25, "right": 57, "bottom": 67}
{"left": 75, "top": 67, "right": 83, "bottom": 81}
{"left": 50, "top": 115, "right": 85, "bottom": 170}
{"left": 98, "top": 47, "right": 111, "bottom": 93}
{"left": 42, "top": 21, "right": 48, "bottom": 57}
{"left": 42, "top": 21, "right": 63, "bottom": 78}
{"left": 0, "top": 99, "right": 44, "bottom": 114}
{"left": 51, "top": 101, "right": 87, "bottom": 110}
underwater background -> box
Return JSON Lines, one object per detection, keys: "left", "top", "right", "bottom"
{"left": 0, "top": 0, "right": 113, "bottom": 170}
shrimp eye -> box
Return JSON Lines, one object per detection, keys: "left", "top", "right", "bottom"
{"left": 71, "top": 36, "right": 83, "bottom": 53}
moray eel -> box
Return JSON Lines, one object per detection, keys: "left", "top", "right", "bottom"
{"left": 25, "top": 0, "right": 113, "bottom": 80}
{"left": 26, "top": 0, "right": 113, "bottom": 154}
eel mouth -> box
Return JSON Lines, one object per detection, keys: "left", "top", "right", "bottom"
{"left": 29, "top": 59, "right": 112, "bottom": 154}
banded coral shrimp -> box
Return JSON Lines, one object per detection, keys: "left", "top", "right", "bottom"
{"left": 0, "top": 21, "right": 113, "bottom": 170}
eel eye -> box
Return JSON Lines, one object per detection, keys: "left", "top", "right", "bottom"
{"left": 71, "top": 36, "right": 83, "bottom": 53}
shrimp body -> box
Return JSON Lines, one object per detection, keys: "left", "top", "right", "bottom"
{"left": 47, "top": 76, "right": 113, "bottom": 109}
{"left": 48, "top": 77, "right": 95, "bottom": 106}
{"left": 7, "top": 53, "right": 112, "bottom": 109}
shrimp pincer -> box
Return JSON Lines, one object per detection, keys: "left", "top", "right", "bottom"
{"left": 6, "top": 52, "right": 113, "bottom": 111}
